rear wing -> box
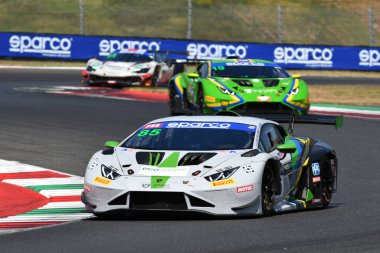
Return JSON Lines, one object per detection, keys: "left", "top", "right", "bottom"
{"left": 214, "top": 110, "right": 343, "bottom": 136}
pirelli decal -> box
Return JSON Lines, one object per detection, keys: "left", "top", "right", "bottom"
{"left": 211, "top": 178, "right": 235, "bottom": 188}
{"left": 93, "top": 176, "right": 111, "bottom": 186}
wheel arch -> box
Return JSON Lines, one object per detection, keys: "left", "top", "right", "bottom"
{"left": 266, "top": 158, "right": 282, "bottom": 195}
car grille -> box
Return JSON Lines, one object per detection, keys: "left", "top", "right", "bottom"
{"left": 89, "top": 74, "right": 142, "bottom": 84}
{"left": 129, "top": 192, "right": 187, "bottom": 210}
{"left": 232, "top": 102, "right": 293, "bottom": 114}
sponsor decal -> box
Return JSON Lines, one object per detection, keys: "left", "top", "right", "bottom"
{"left": 9, "top": 35, "right": 72, "bottom": 57}
{"left": 140, "top": 166, "right": 189, "bottom": 176}
{"left": 257, "top": 96, "right": 270, "bottom": 102}
{"left": 167, "top": 122, "right": 231, "bottom": 129}
{"left": 182, "top": 181, "right": 194, "bottom": 187}
{"left": 237, "top": 185, "right": 253, "bottom": 193}
{"left": 273, "top": 46, "right": 333, "bottom": 67}
{"left": 121, "top": 148, "right": 136, "bottom": 152}
{"left": 312, "top": 176, "right": 321, "bottom": 183}
{"left": 211, "top": 178, "right": 235, "bottom": 188}
{"left": 151, "top": 176, "right": 170, "bottom": 189}
{"left": 311, "top": 162, "right": 320, "bottom": 176}
{"left": 229, "top": 150, "right": 237, "bottom": 154}
{"left": 143, "top": 123, "right": 163, "bottom": 129}
{"left": 187, "top": 43, "right": 247, "bottom": 59}
{"left": 99, "top": 39, "right": 160, "bottom": 56}
{"left": 359, "top": 49, "right": 380, "bottom": 67}
{"left": 226, "top": 62, "right": 265, "bottom": 66}
{"left": 283, "top": 163, "right": 292, "bottom": 176}
{"left": 192, "top": 170, "right": 201, "bottom": 176}
{"left": 93, "top": 176, "right": 112, "bottom": 186}
{"left": 312, "top": 198, "right": 321, "bottom": 204}
{"left": 142, "top": 183, "right": 150, "bottom": 188}
{"left": 242, "top": 164, "right": 254, "bottom": 173}
{"left": 205, "top": 95, "right": 216, "bottom": 102}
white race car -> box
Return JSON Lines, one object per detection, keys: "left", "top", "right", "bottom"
{"left": 82, "top": 49, "right": 175, "bottom": 87}
{"left": 82, "top": 114, "right": 341, "bottom": 216}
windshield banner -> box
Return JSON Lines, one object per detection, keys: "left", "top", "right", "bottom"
{"left": 142, "top": 122, "right": 257, "bottom": 132}
{"left": 0, "top": 31, "right": 379, "bottom": 71}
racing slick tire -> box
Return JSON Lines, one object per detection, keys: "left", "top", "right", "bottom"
{"left": 150, "top": 67, "right": 160, "bottom": 88}
{"left": 169, "top": 82, "right": 187, "bottom": 115}
{"left": 261, "top": 163, "right": 275, "bottom": 216}
{"left": 320, "top": 156, "right": 334, "bottom": 208}
{"left": 197, "top": 84, "right": 205, "bottom": 113}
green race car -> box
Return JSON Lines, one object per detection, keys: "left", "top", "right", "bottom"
{"left": 168, "top": 59, "right": 310, "bottom": 115}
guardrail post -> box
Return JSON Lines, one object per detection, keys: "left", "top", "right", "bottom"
{"left": 186, "top": 0, "right": 192, "bottom": 39}
{"left": 79, "top": 0, "right": 84, "bottom": 35}
{"left": 277, "top": 5, "right": 283, "bottom": 43}
{"left": 369, "top": 6, "right": 375, "bottom": 46}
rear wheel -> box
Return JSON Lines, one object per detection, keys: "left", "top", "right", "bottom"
{"left": 150, "top": 67, "right": 160, "bottom": 88}
{"left": 261, "top": 164, "right": 275, "bottom": 216}
{"left": 320, "top": 157, "right": 334, "bottom": 208}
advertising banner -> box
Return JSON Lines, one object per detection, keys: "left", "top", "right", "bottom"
{"left": 0, "top": 32, "right": 379, "bottom": 71}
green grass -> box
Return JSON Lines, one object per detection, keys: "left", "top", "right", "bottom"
{"left": 1, "top": 0, "right": 380, "bottom": 46}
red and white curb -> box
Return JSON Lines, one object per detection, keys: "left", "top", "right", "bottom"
{"left": 310, "top": 105, "right": 380, "bottom": 119}
{"left": 0, "top": 159, "right": 92, "bottom": 234}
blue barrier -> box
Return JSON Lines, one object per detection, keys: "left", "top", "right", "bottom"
{"left": 0, "top": 31, "right": 379, "bottom": 71}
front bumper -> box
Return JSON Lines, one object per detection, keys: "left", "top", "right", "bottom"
{"left": 82, "top": 176, "right": 262, "bottom": 216}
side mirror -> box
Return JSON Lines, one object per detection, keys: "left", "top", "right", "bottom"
{"left": 292, "top": 74, "right": 301, "bottom": 79}
{"left": 187, "top": 72, "right": 200, "bottom": 78}
{"left": 104, "top": 141, "right": 120, "bottom": 148}
{"left": 277, "top": 142, "right": 297, "bottom": 154}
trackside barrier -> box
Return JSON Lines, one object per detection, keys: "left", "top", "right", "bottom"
{"left": 1, "top": 32, "right": 380, "bottom": 71}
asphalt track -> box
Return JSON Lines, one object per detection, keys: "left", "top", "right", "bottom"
{"left": 0, "top": 69, "right": 380, "bottom": 253}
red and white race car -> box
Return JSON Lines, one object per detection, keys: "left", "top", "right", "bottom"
{"left": 82, "top": 49, "right": 178, "bottom": 87}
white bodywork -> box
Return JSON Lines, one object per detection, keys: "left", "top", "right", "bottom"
{"left": 82, "top": 116, "right": 297, "bottom": 215}
{"left": 84, "top": 49, "right": 173, "bottom": 86}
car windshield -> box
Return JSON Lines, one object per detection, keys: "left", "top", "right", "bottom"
{"left": 121, "top": 121, "right": 256, "bottom": 151}
{"left": 211, "top": 65, "right": 290, "bottom": 78}
{"left": 105, "top": 53, "right": 152, "bottom": 63}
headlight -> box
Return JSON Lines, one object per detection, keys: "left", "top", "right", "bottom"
{"left": 217, "top": 86, "right": 235, "bottom": 96}
{"left": 134, "top": 68, "right": 151, "bottom": 73}
{"left": 204, "top": 166, "right": 239, "bottom": 182}
{"left": 101, "top": 165, "right": 121, "bottom": 180}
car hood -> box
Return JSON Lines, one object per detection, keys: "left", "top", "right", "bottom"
{"left": 113, "top": 148, "right": 249, "bottom": 177}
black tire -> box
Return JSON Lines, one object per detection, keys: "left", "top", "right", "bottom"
{"left": 197, "top": 84, "right": 204, "bottom": 113}
{"left": 169, "top": 82, "right": 187, "bottom": 115}
{"left": 320, "top": 157, "right": 334, "bottom": 208}
{"left": 261, "top": 164, "right": 276, "bottom": 216}
{"left": 150, "top": 67, "right": 160, "bottom": 88}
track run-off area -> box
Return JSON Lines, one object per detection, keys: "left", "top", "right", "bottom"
{"left": 0, "top": 68, "right": 379, "bottom": 253}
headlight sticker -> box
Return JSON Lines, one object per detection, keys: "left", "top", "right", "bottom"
{"left": 242, "top": 164, "right": 255, "bottom": 173}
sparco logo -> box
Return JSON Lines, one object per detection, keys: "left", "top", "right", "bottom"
{"left": 273, "top": 47, "right": 333, "bottom": 66}
{"left": 167, "top": 122, "right": 231, "bottom": 129}
{"left": 99, "top": 39, "right": 160, "bottom": 56}
{"left": 359, "top": 49, "right": 380, "bottom": 67}
{"left": 187, "top": 43, "right": 247, "bottom": 59}
{"left": 9, "top": 35, "right": 72, "bottom": 56}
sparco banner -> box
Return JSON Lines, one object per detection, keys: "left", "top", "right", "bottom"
{"left": 0, "top": 32, "right": 379, "bottom": 71}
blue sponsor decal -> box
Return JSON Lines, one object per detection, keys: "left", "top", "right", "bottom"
{"left": 1, "top": 32, "right": 380, "bottom": 71}
{"left": 312, "top": 162, "right": 320, "bottom": 176}
{"left": 141, "top": 121, "right": 256, "bottom": 132}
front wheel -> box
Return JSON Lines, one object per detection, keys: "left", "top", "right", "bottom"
{"left": 197, "top": 85, "right": 204, "bottom": 113}
{"left": 261, "top": 164, "right": 275, "bottom": 216}
{"left": 320, "top": 157, "right": 334, "bottom": 208}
